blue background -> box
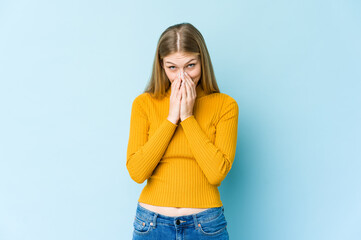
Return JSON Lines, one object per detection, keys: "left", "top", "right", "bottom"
{"left": 0, "top": 0, "right": 360, "bottom": 239}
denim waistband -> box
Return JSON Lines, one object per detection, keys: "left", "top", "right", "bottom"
{"left": 135, "top": 202, "right": 224, "bottom": 227}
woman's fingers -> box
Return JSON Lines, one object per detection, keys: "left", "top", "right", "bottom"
{"left": 173, "top": 77, "right": 180, "bottom": 89}
{"left": 183, "top": 72, "right": 195, "bottom": 98}
{"left": 172, "top": 77, "right": 178, "bottom": 91}
{"left": 183, "top": 77, "right": 192, "bottom": 98}
{"left": 176, "top": 81, "right": 182, "bottom": 100}
{"left": 181, "top": 72, "right": 189, "bottom": 99}
{"left": 181, "top": 78, "right": 186, "bottom": 98}
{"left": 184, "top": 72, "right": 194, "bottom": 86}
{"left": 176, "top": 78, "right": 182, "bottom": 99}
{"left": 176, "top": 78, "right": 182, "bottom": 98}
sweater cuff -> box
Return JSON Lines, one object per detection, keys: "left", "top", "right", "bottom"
{"left": 166, "top": 118, "right": 178, "bottom": 127}
{"left": 161, "top": 118, "right": 178, "bottom": 136}
{"left": 180, "top": 115, "right": 197, "bottom": 129}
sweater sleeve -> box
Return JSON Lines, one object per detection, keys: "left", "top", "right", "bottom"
{"left": 180, "top": 97, "right": 239, "bottom": 186}
{"left": 126, "top": 95, "right": 178, "bottom": 184}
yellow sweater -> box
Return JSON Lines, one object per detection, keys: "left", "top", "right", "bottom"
{"left": 126, "top": 83, "right": 239, "bottom": 208}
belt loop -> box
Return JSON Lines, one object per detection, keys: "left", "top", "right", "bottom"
{"left": 192, "top": 214, "right": 199, "bottom": 230}
{"left": 152, "top": 213, "right": 158, "bottom": 228}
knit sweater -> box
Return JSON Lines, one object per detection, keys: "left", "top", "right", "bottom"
{"left": 126, "top": 83, "right": 239, "bottom": 208}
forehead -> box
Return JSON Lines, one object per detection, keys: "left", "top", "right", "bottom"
{"left": 164, "top": 52, "right": 198, "bottom": 62}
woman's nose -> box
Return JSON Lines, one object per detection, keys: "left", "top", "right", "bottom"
{"left": 178, "top": 71, "right": 186, "bottom": 77}
{"left": 177, "top": 71, "right": 184, "bottom": 78}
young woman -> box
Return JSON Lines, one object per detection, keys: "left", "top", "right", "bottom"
{"left": 126, "top": 22, "right": 238, "bottom": 239}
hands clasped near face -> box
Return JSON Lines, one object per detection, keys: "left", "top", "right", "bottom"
{"left": 169, "top": 71, "right": 197, "bottom": 123}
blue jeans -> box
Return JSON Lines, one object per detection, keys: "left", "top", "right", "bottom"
{"left": 132, "top": 202, "right": 229, "bottom": 239}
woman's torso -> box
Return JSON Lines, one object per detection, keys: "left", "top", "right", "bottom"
{"left": 139, "top": 202, "right": 210, "bottom": 217}
{"left": 131, "top": 91, "right": 234, "bottom": 211}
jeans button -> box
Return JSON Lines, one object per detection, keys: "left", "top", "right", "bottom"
{"left": 176, "top": 219, "right": 180, "bottom": 225}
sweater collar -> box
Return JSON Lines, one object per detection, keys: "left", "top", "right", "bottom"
{"left": 165, "top": 81, "right": 206, "bottom": 99}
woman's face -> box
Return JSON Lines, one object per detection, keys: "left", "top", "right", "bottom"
{"left": 162, "top": 52, "right": 201, "bottom": 85}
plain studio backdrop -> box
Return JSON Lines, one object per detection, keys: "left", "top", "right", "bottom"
{"left": 0, "top": 0, "right": 360, "bottom": 239}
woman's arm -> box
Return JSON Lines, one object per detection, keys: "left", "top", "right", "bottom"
{"left": 126, "top": 95, "right": 178, "bottom": 184}
{"left": 180, "top": 97, "right": 239, "bottom": 186}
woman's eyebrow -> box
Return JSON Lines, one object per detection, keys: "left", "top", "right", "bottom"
{"left": 165, "top": 58, "right": 197, "bottom": 65}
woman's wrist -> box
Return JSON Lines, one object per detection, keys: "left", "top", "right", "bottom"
{"left": 167, "top": 116, "right": 178, "bottom": 125}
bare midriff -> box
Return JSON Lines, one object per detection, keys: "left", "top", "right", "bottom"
{"left": 139, "top": 202, "right": 210, "bottom": 217}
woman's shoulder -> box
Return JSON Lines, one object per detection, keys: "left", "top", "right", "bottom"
{"left": 208, "top": 92, "right": 238, "bottom": 118}
{"left": 130, "top": 93, "right": 152, "bottom": 113}
{"left": 207, "top": 92, "right": 238, "bottom": 106}
{"left": 132, "top": 92, "right": 151, "bottom": 104}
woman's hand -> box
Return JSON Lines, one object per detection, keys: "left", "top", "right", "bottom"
{"left": 180, "top": 71, "right": 197, "bottom": 121}
{"left": 167, "top": 74, "right": 182, "bottom": 125}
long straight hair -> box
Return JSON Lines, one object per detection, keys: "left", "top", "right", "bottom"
{"left": 144, "top": 23, "right": 220, "bottom": 99}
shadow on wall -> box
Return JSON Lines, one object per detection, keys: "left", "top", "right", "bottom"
{"left": 219, "top": 114, "right": 267, "bottom": 237}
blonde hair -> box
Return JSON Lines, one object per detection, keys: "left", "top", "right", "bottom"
{"left": 144, "top": 22, "right": 220, "bottom": 99}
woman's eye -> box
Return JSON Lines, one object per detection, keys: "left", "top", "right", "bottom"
{"left": 168, "top": 63, "right": 195, "bottom": 70}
